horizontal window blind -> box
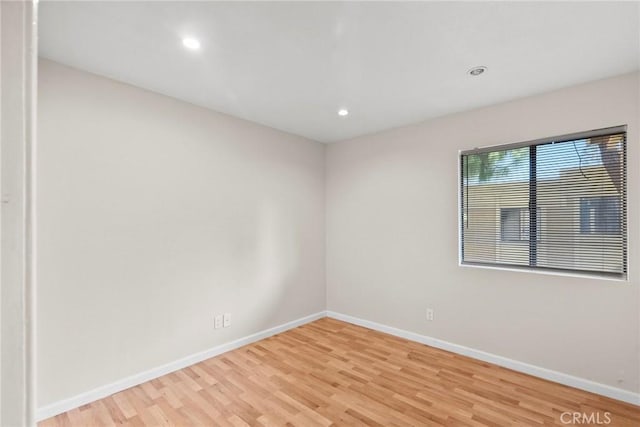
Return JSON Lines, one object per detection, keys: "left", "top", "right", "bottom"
{"left": 460, "top": 127, "right": 627, "bottom": 278}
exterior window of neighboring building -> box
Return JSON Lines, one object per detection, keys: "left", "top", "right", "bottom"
{"left": 500, "top": 208, "right": 541, "bottom": 242}
{"left": 460, "top": 126, "right": 627, "bottom": 278}
{"left": 580, "top": 196, "right": 620, "bottom": 235}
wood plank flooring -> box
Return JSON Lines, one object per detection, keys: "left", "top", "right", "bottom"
{"left": 40, "top": 318, "right": 640, "bottom": 426}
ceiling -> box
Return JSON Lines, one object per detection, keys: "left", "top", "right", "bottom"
{"left": 39, "top": 1, "right": 640, "bottom": 143}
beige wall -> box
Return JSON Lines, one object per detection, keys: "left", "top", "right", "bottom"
{"left": 37, "top": 60, "right": 326, "bottom": 406}
{"left": 326, "top": 72, "right": 640, "bottom": 392}
{"left": 38, "top": 57, "right": 639, "bottom": 407}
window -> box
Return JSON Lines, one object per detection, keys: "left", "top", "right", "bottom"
{"left": 500, "top": 208, "right": 541, "bottom": 242}
{"left": 460, "top": 126, "right": 627, "bottom": 278}
{"left": 580, "top": 196, "right": 620, "bottom": 235}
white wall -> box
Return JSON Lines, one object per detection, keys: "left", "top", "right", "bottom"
{"left": 37, "top": 59, "right": 326, "bottom": 407}
{"left": 326, "top": 72, "right": 640, "bottom": 393}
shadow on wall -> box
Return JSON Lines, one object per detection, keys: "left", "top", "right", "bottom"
{"left": 251, "top": 197, "right": 301, "bottom": 327}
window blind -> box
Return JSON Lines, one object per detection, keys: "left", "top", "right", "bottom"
{"left": 460, "top": 126, "right": 627, "bottom": 278}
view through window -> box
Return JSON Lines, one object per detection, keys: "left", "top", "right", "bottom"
{"left": 460, "top": 127, "right": 627, "bottom": 278}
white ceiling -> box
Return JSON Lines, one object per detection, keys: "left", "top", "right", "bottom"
{"left": 39, "top": 1, "right": 640, "bottom": 143}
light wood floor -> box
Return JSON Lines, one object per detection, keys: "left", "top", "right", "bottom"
{"left": 40, "top": 318, "right": 640, "bottom": 426}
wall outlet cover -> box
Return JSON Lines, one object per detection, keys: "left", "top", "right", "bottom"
{"left": 426, "top": 308, "right": 434, "bottom": 321}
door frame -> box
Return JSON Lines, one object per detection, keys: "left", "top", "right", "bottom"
{"left": 1, "top": 0, "right": 38, "bottom": 425}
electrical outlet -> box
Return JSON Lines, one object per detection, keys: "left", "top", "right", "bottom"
{"left": 223, "top": 313, "right": 231, "bottom": 328}
{"left": 214, "top": 314, "right": 223, "bottom": 329}
{"left": 426, "top": 308, "right": 434, "bottom": 321}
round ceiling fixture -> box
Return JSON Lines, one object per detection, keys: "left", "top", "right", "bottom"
{"left": 338, "top": 108, "right": 349, "bottom": 117}
{"left": 468, "top": 66, "right": 487, "bottom": 76}
{"left": 182, "top": 37, "right": 201, "bottom": 50}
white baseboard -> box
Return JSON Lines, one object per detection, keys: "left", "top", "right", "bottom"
{"left": 326, "top": 311, "right": 640, "bottom": 406}
{"left": 36, "top": 311, "right": 327, "bottom": 421}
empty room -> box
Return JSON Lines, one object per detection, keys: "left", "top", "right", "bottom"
{"left": 1, "top": 0, "right": 639, "bottom": 426}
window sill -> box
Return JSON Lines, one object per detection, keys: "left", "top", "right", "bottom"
{"left": 458, "top": 262, "right": 628, "bottom": 283}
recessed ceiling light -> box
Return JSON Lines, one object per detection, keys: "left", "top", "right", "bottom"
{"left": 338, "top": 109, "right": 349, "bottom": 116}
{"left": 182, "top": 37, "right": 201, "bottom": 50}
{"left": 468, "top": 66, "right": 487, "bottom": 76}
